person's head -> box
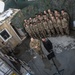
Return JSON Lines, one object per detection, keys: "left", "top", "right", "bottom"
{"left": 30, "top": 23, "right": 32, "bottom": 26}
{"left": 51, "top": 16, "right": 54, "bottom": 20}
{"left": 24, "top": 19, "right": 27, "bottom": 22}
{"left": 26, "top": 25, "right": 28, "bottom": 27}
{"left": 56, "top": 16, "right": 59, "bottom": 20}
{"left": 54, "top": 10, "right": 58, "bottom": 14}
{"left": 42, "top": 38, "right": 46, "bottom": 42}
{"left": 48, "top": 9, "right": 51, "bottom": 13}
{"left": 61, "top": 10, "right": 65, "bottom": 14}
{"left": 29, "top": 17, "right": 32, "bottom": 20}
{"left": 27, "top": 19, "right": 29, "bottom": 22}
{"left": 31, "top": 38, "right": 34, "bottom": 41}
{"left": 44, "top": 11, "right": 47, "bottom": 15}
{"left": 38, "top": 15, "right": 41, "bottom": 18}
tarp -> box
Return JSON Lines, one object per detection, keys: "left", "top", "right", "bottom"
{"left": 0, "top": 1, "right": 5, "bottom": 13}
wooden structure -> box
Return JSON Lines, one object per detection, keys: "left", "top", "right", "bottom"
{"left": 0, "top": 8, "right": 26, "bottom": 53}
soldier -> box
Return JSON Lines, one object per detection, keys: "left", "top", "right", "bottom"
{"left": 24, "top": 19, "right": 27, "bottom": 23}
{"left": 51, "top": 16, "right": 60, "bottom": 35}
{"left": 43, "top": 20, "right": 51, "bottom": 37}
{"left": 29, "top": 17, "right": 33, "bottom": 24}
{"left": 56, "top": 17, "right": 64, "bottom": 35}
{"left": 44, "top": 10, "right": 48, "bottom": 15}
{"left": 32, "top": 17, "right": 37, "bottom": 23}
{"left": 29, "top": 24, "right": 37, "bottom": 38}
{"left": 25, "top": 24, "right": 33, "bottom": 37}
{"left": 48, "top": 9, "right": 53, "bottom": 15}
{"left": 48, "top": 9, "right": 53, "bottom": 19}
{"left": 47, "top": 19, "right": 55, "bottom": 35}
{"left": 27, "top": 19, "right": 30, "bottom": 25}
{"left": 54, "top": 10, "right": 61, "bottom": 18}
{"left": 24, "top": 19, "right": 27, "bottom": 27}
{"left": 33, "top": 23, "right": 41, "bottom": 39}
{"left": 61, "top": 10, "right": 69, "bottom": 21}
{"left": 30, "top": 38, "right": 45, "bottom": 58}
{"left": 37, "top": 14, "right": 43, "bottom": 21}
{"left": 43, "top": 14, "right": 48, "bottom": 21}
{"left": 43, "top": 10, "right": 49, "bottom": 18}
{"left": 37, "top": 22, "right": 46, "bottom": 38}
{"left": 61, "top": 17, "right": 69, "bottom": 35}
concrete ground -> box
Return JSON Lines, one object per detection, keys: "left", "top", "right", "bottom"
{"left": 14, "top": 31, "right": 75, "bottom": 75}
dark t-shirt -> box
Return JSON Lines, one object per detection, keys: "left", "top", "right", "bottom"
{"left": 42, "top": 39, "right": 53, "bottom": 53}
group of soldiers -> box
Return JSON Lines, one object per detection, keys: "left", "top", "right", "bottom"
{"left": 24, "top": 9, "right": 69, "bottom": 39}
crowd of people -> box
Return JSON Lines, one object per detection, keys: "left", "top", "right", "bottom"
{"left": 24, "top": 9, "right": 69, "bottom": 39}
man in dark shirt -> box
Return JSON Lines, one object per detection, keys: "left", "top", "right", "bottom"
{"left": 42, "top": 38, "right": 53, "bottom": 53}
{"left": 42, "top": 38, "right": 61, "bottom": 68}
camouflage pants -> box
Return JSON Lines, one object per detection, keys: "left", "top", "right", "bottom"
{"left": 58, "top": 27, "right": 64, "bottom": 35}
{"left": 46, "top": 29, "right": 51, "bottom": 36}
{"left": 32, "top": 32, "right": 38, "bottom": 38}
{"left": 63, "top": 27, "right": 69, "bottom": 35}
{"left": 50, "top": 28, "right": 55, "bottom": 35}
{"left": 54, "top": 27, "right": 60, "bottom": 35}
{"left": 36, "top": 32, "right": 42, "bottom": 39}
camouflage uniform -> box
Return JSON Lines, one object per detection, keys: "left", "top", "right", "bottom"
{"left": 51, "top": 17, "right": 59, "bottom": 35}
{"left": 29, "top": 18, "right": 33, "bottom": 24}
{"left": 37, "top": 15, "right": 43, "bottom": 22}
{"left": 30, "top": 24, "right": 38, "bottom": 38}
{"left": 24, "top": 19, "right": 28, "bottom": 27}
{"left": 61, "top": 18, "right": 69, "bottom": 35}
{"left": 43, "top": 20, "right": 51, "bottom": 36}
{"left": 48, "top": 9, "right": 52, "bottom": 14}
{"left": 61, "top": 10, "right": 69, "bottom": 21}
{"left": 33, "top": 23, "right": 41, "bottom": 39}
{"left": 54, "top": 10, "right": 61, "bottom": 18}
{"left": 56, "top": 17, "right": 64, "bottom": 35}
{"left": 25, "top": 25, "right": 33, "bottom": 37}
{"left": 47, "top": 19, "right": 55, "bottom": 35}
{"left": 38, "top": 22, "right": 46, "bottom": 38}
{"left": 44, "top": 11, "right": 48, "bottom": 15}
{"left": 32, "top": 18, "right": 37, "bottom": 23}
{"left": 48, "top": 9, "right": 53, "bottom": 19}
{"left": 43, "top": 15, "right": 48, "bottom": 21}
{"left": 30, "top": 38, "right": 45, "bottom": 58}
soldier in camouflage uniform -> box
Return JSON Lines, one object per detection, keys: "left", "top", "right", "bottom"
{"left": 61, "top": 10, "right": 69, "bottom": 21}
{"left": 29, "top": 24, "right": 38, "bottom": 38}
{"left": 37, "top": 15, "right": 43, "bottom": 22}
{"left": 43, "top": 14, "right": 48, "bottom": 21}
{"left": 47, "top": 9, "right": 53, "bottom": 19}
{"left": 48, "top": 9, "right": 52, "bottom": 14}
{"left": 43, "top": 10, "right": 49, "bottom": 18}
{"left": 47, "top": 19, "right": 55, "bottom": 35}
{"left": 61, "top": 17, "right": 69, "bottom": 35}
{"left": 51, "top": 16, "right": 60, "bottom": 35}
{"left": 44, "top": 11, "right": 48, "bottom": 15}
{"left": 33, "top": 23, "right": 41, "bottom": 39}
{"left": 56, "top": 17, "right": 64, "bottom": 35}
{"left": 54, "top": 10, "right": 61, "bottom": 18}
{"left": 29, "top": 17, "right": 33, "bottom": 24}
{"left": 24, "top": 19, "right": 27, "bottom": 26}
{"left": 25, "top": 24, "right": 33, "bottom": 37}
{"left": 37, "top": 22, "right": 46, "bottom": 38}
{"left": 30, "top": 38, "right": 45, "bottom": 58}
{"left": 32, "top": 17, "right": 37, "bottom": 23}
{"left": 43, "top": 20, "right": 51, "bottom": 36}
